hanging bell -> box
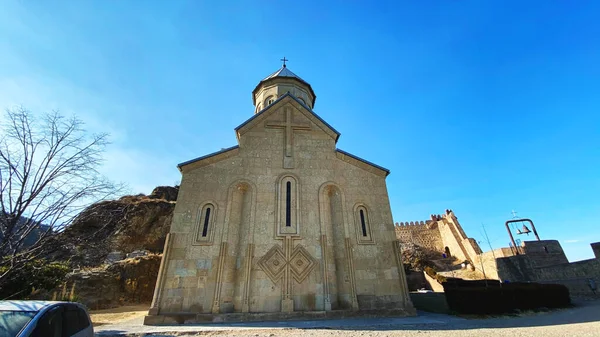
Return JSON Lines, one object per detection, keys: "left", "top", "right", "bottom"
{"left": 522, "top": 225, "right": 532, "bottom": 235}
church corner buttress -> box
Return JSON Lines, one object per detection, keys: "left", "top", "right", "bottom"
{"left": 145, "top": 63, "right": 416, "bottom": 324}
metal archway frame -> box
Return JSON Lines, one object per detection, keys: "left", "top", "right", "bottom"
{"left": 505, "top": 218, "right": 540, "bottom": 255}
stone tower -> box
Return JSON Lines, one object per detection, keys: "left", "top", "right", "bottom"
{"left": 253, "top": 63, "right": 316, "bottom": 113}
{"left": 146, "top": 63, "right": 415, "bottom": 324}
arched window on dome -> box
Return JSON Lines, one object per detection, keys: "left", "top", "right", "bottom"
{"left": 265, "top": 96, "right": 275, "bottom": 107}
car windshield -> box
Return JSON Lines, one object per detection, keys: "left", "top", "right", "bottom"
{"left": 0, "top": 310, "right": 37, "bottom": 337}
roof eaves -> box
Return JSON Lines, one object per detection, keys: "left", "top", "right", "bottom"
{"left": 335, "top": 148, "right": 390, "bottom": 176}
{"left": 177, "top": 145, "right": 239, "bottom": 169}
{"left": 236, "top": 93, "right": 290, "bottom": 132}
{"left": 287, "top": 94, "right": 340, "bottom": 141}
{"left": 236, "top": 93, "right": 340, "bottom": 142}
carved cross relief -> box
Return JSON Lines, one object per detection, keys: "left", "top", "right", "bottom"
{"left": 265, "top": 107, "right": 311, "bottom": 169}
{"left": 257, "top": 237, "right": 317, "bottom": 312}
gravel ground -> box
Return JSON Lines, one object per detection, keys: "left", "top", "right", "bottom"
{"left": 96, "top": 299, "right": 600, "bottom": 337}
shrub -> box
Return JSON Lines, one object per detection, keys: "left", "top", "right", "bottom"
{"left": 0, "top": 260, "right": 69, "bottom": 300}
{"left": 435, "top": 274, "right": 447, "bottom": 284}
{"left": 424, "top": 266, "right": 437, "bottom": 278}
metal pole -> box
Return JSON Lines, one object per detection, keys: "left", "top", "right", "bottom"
{"left": 505, "top": 218, "right": 540, "bottom": 256}
{"left": 505, "top": 220, "right": 519, "bottom": 255}
{"left": 506, "top": 219, "right": 539, "bottom": 241}
{"left": 526, "top": 219, "right": 541, "bottom": 241}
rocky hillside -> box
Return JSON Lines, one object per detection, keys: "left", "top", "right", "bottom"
{"left": 56, "top": 186, "right": 178, "bottom": 267}
{"left": 59, "top": 254, "right": 162, "bottom": 310}
{"left": 401, "top": 242, "right": 445, "bottom": 272}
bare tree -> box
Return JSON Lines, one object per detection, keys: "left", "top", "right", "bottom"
{"left": 0, "top": 107, "right": 122, "bottom": 284}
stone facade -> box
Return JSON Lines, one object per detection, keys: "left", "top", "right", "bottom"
{"left": 395, "top": 210, "right": 482, "bottom": 263}
{"left": 146, "top": 66, "right": 414, "bottom": 323}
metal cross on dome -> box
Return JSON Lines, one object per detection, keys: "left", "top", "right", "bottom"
{"left": 280, "top": 56, "right": 288, "bottom": 67}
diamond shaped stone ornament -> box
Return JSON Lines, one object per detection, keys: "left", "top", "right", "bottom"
{"left": 258, "top": 243, "right": 317, "bottom": 284}
{"left": 289, "top": 245, "right": 317, "bottom": 283}
{"left": 257, "top": 245, "right": 286, "bottom": 283}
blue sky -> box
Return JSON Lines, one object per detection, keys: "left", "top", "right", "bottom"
{"left": 1, "top": 1, "right": 599, "bottom": 261}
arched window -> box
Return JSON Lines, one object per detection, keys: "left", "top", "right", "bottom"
{"left": 264, "top": 96, "right": 275, "bottom": 107}
{"left": 354, "top": 204, "right": 374, "bottom": 244}
{"left": 285, "top": 181, "right": 292, "bottom": 227}
{"left": 359, "top": 209, "right": 367, "bottom": 236}
{"left": 277, "top": 175, "right": 299, "bottom": 236}
{"left": 194, "top": 203, "right": 216, "bottom": 245}
{"left": 202, "top": 207, "right": 211, "bottom": 237}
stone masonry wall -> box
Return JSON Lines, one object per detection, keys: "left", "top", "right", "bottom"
{"left": 395, "top": 210, "right": 482, "bottom": 264}
{"left": 474, "top": 248, "right": 514, "bottom": 280}
{"left": 495, "top": 242, "right": 600, "bottom": 297}
{"left": 394, "top": 221, "right": 443, "bottom": 252}
{"left": 153, "top": 98, "right": 413, "bottom": 315}
{"left": 521, "top": 240, "right": 569, "bottom": 268}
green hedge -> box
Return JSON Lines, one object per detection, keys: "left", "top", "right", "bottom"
{"left": 443, "top": 281, "right": 570, "bottom": 314}
{"left": 0, "top": 260, "right": 70, "bottom": 300}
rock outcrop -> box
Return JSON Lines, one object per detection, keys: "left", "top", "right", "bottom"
{"left": 56, "top": 186, "right": 178, "bottom": 267}
{"left": 148, "top": 186, "right": 179, "bottom": 202}
{"left": 401, "top": 242, "right": 445, "bottom": 272}
{"left": 59, "top": 254, "right": 161, "bottom": 310}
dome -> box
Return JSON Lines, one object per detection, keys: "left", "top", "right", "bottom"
{"left": 252, "top": 64, "right": 316, "bottom": 113}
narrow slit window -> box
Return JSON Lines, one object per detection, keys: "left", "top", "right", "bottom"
{"left": 360, "top": 209, "right": 367, "bottom": 236}
{"left": 202, "top": 207, "right": 211, "bottom": 237}
{"left": 285, "top": 181, "right": 291, "bottom": 227}
{"left": 355, "top": 205, "right": 374, "bottom": 244}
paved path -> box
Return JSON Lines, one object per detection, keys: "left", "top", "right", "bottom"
{"left": 95, "top": 299, "right": 600, "bottom": 337}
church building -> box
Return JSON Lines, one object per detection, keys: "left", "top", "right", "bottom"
{"left": 146, "top": 62, "right": 415, "bottom": 323}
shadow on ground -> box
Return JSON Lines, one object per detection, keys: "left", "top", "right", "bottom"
{"left": 95, "top": 299, "right": 600, "bottom": 336}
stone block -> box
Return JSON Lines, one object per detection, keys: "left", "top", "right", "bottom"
{"left": 281, "top": 298, "right": 294, "bottom": 312}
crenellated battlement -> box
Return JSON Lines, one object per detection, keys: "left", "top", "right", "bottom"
{"left": 394, "top": 209, "right": 457, "bottom": 227}
{"left": 395, "top": 209, "right": 481, "bottom": 263}
{"left": 394, "top": 220, "right": 433, "bottom": 227}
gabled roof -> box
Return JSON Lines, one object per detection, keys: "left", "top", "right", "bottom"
{"left": 177, "top": 145, "right": 239, "bottom": 170}
{"left": 235, "top": 92, "right": 340, "bottom": 142}
{"left": 335, "top": 149, "right": 390, "bottom": 176}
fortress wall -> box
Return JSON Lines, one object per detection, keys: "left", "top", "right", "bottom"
{"left": 394, "top": 211, "right": 482, "bottom": 263}
{"left": 592, "top": 242, "right": 600, "bottom": 259}
{"left": 461, "top": 238, "right": 483, "bottom": 261}
{"left": 495, "top": 242, "right": 600, "bottom": 297}
{"left": 394, "top": 221, "right": 444, "bottom": 252}
{"left": 521, "top": 240, "right": 569, "bottom": 268}
{"left": 473, "top": 248, "right": 517, "bottom": 281}
{"left": 438, "top": 220, "right": 470, "bottom": 262}
{"left": 439, "top": 211, "right": 482, "bottom": 263}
